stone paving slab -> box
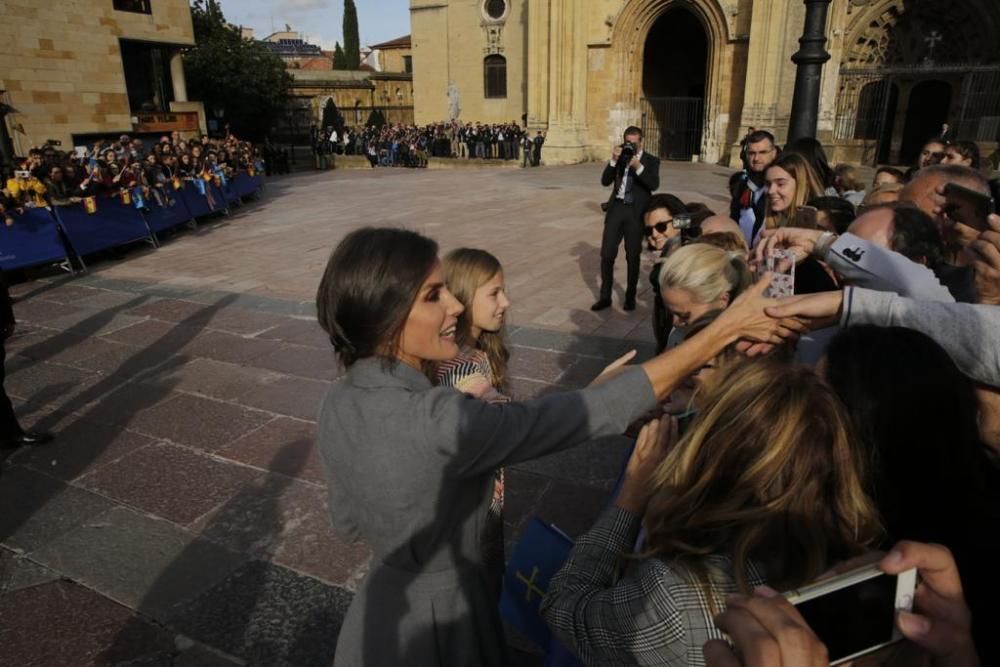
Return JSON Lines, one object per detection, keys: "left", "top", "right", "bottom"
{"left": 27, "top": 505, "right": 248, "bottom": 621}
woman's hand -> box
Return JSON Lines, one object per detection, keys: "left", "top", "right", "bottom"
{"left": 704, "top": 588, "right": 829, "bottom": 667}
{"left": 755, "top": 227, "right": 824, "bottom": 266}
{"left": 880, "top": 542, "right": 979, "bottom": 667}
{"left": 713, "top": 275, "right": 808, "bottom": 347}
{"left": 968, "top": 214, "right": 1000, "bottom": 305}
{"left": 589, "top": 349, "right": 638, "bottom": 388}
{"left": 616, "top": 415, "right": 677, "bottom": 516}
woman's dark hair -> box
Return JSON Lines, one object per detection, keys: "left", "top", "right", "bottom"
{"left": 644, "top": 193, "right": 687, "bottom": 218}
{"left": 949, "top": 140, "right": 982, "bottom": 170}
{"left": 808, "top": 196, "right": 856, "bottom": 234}
{"left": 784, "top": 137, "right": 835, "bottom": 189}
{"left": 316, "top": 227, "right": 439, "bottom": 368}
{"left": 824, "top": 326, "right": 985, "bottom": 546}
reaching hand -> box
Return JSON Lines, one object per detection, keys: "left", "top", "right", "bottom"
{"left": 755, "top": 227, "right": 824, "bottom": 266}
{"left": 764, "top": 291, "right": 844, "bottom": 331}
{"left": 880, "top": 542, "right": 979, "bottom": 667}
{"left": 969, "top": 213, "right": 1000, "bottom": 305}
{"left": 616, "top": 415, "right": 677, "bottom": 516}
{"left": 714, "top": 275, "right": 808, "bottom": 347}
{"left": 704, "top": 588, "right": 828, "bottom": 667}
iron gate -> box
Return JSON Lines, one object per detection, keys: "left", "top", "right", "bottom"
{"left": 834, "top": 65, "right": 1000, "bottom": 165}
{"left": 641, "top": 97, "right": 704, "bottom": 161}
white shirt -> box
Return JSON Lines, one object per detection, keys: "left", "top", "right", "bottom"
{"left": 738, "top": 178, "right": 766, "bottom": 246}
{"left": 610, "top": 151, "right": 645, "bottom": 200}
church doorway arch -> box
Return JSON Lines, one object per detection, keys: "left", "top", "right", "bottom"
{"left": 640, "top": 8, "right": 708, "bottom": 160}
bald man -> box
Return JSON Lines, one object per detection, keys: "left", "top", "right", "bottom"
{"left": 700, "top": 215, "right": 749, "bottom": 251}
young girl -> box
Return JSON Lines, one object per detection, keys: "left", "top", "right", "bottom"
{"left": 435, "top": 249, "right": 512, "bottom": 598}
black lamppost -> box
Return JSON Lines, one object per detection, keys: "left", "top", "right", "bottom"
{"left": 787, "top": 0, "right": 833, "bottom": 143}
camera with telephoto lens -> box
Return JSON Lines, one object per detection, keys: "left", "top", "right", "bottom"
{"left": 620, "top": 141, "right": 637, "bottom": 163}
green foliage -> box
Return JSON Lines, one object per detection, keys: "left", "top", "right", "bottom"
{"left": 343, "top": 0, "right": 360, "bottom": 70}
{"left": 333, "top": 42, "right": 348, "bottom": 70}
{"left": 184, "top": 0, "right": 292, "bottom": 141}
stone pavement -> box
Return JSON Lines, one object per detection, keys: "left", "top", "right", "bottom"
{"left": 0, "top": 161, "right": 732, "bottom": 666}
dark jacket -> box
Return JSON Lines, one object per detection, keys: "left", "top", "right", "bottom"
{"left": 601, "top": 152, "right": 661, "bottom": 212}
{"left": 729, "top": 172, "right": 769, "bottom": 243}
{"left": 0, "top": 272, "right": 15, "bottom": 333}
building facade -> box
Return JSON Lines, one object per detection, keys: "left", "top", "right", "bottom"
{"left": 410, "top": 0, "right": 1000, "bottom": 166}
{"left": 0, "top": 0, "right": 205, "bottom": 159}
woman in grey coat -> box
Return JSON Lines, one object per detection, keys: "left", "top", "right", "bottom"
{"left": 315, "top": 227, "right": 801, "bottom": 666}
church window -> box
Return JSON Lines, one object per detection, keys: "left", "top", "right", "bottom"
{"left": 484, "top": 55, "right": 507, "bottom": 99}
{"left": 485, "top": 0, "right": 507, "bottom": 21}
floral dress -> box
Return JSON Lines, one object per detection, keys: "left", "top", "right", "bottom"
{"left": 435, "top": 347, "right": 509, "bottom": 598}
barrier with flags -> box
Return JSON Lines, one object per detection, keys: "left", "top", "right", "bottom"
{"left": 0, "top": 174, "right": 264, "bottom": 272}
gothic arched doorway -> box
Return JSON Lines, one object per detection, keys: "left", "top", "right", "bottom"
{"left": 641, "top": 8, "right": 708, "bottom": 160}
{"left": 899, "top": 80, "right": 952, "bottom": 165}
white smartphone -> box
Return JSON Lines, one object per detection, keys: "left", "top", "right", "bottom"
{"left": 784, "top": 564, "right": 917, "bottom": 665}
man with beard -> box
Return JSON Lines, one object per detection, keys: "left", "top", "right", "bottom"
{"left": 729, "top": 129, "right": 778, "bottom": 248}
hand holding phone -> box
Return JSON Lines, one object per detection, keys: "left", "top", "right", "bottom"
{"left": 785, "top": 563, "right": 917, "bottom": 665}
{"left": 766, "top": 249, "right": 796, "bottom": 298}
{"left": 942, "top": 183, "right": 995, "bottom": 232}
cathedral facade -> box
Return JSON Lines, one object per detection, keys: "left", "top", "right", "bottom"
{"left": 410, "top": 0, "right": 1000, "bottom": 167}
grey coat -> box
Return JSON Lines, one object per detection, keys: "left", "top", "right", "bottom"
{"left": 318, "top": 358, "right": 656, "bottom": 666}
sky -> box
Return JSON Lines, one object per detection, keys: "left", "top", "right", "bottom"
{"left": 217, "top": 0, "right": 412, "bottom": 51}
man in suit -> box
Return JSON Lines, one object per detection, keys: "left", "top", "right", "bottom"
{"left": 729, "top": 129, "right": 778, "bottom": 248}
{"left": 593, "top": 126, "right": 661, "bottom": 312}
{"left": 1, "top": 273, "right": 53, "bottom": 451}
{"left": 532, "top": 131, "right": 545, "bottom": 167}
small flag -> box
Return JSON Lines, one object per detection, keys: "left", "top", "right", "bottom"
{"left": 120, "top": 189, "right": 132, "bottom": 205}
{"left": 83, "top": 196, "right": 97, "bottom": 214}
{"left": 172, "top": 177, "right": 182, "bottom": 190}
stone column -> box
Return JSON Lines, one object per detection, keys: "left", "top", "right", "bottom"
{"left": 170, "top": 49, "right": 188, "bottom": 103}
{"left": 526, "top": 0, "right": 550, "bottom": 132}
{"left": 541, "top": 0, "right": 588, "bottom": 164}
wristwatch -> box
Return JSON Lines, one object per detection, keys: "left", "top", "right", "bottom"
{"left": 814, "top": 231, "right": 838, "bottom": 258}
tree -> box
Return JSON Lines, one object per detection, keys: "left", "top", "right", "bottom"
{"left": 184, "top": 0, "right": 292, "bottom": 141}
{"left": 321, "top": 98, "right": 344, "bottom": 134}
{"left": 343, "top": 0, "right": 361, "bottom": 70}
{"left": 333, "top": 42, "right": 348, "bottom": 70}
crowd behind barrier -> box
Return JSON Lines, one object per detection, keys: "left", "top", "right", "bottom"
{"left": 0, "top": 171, "right": 263, "bottom": 272}
{"left": 314, "top": 122, "right": 547, "bottom": 168}
{"left": 1, "top": 131, "right": 266, "bottom": 272}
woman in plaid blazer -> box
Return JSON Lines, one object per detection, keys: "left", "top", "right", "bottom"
{"left": 542, "top": 358, "right": 881, "bottom": 666}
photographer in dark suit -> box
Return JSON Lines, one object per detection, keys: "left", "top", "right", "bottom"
{"left": 0, "top": 272, "right": 53, "bottom": 451}
{"left": 593, "top": 126, "right": 660, "bottom": 311}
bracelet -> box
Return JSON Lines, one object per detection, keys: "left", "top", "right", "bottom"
{"left": 814, "top": 231, "right": 838, "bottom": 258}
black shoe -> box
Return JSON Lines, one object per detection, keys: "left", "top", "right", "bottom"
{"left": 0, "top": 431, "right": 54, "bottom": 450}
{"left": 590, "top": 299, "right": 612, "bottom": 312}
{"left": 623, "top": 298, "right": 636, "bottom": 312}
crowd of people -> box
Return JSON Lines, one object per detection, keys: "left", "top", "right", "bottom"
{"left": 311, "top": 123, "right": 1000, "bottom": 667}
{"left": 1, "top": 132, "right": 264, "bottom": 225}
{"left": 315, "top": 121, "right": 546, "bottom": 168}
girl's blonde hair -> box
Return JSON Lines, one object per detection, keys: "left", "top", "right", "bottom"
{"left": 442, "top": 248, "right": 510, "bottom": 391}
{"left": 643, "top": 358, "right": 881, "bottom": 601}
{"left": 658, "top": 244, "right": 751, "bottom": 307}
{"left": 764, "top": 152, "right": 826, "bottom": 229}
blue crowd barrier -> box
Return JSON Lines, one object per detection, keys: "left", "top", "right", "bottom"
{"left": 53, "top": 198, "right": 153, "bottom": 258}
{"left": 142, "top": 188, "right": 194, "bottom": 234}
{"left": 1, "top": 174, "right": 263, "bottom": 273}
{"left": 0, "top": 208, "right": 70, "bottom": 271}
{"left": 180, "top": 180, "right": 223, "bottom": 217}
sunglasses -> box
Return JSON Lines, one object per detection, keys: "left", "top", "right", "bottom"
{"left": 644, "top": 221, "right": 672, "bottom": 236}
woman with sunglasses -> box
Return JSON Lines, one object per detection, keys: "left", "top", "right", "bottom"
{"left": 644, "top": 194, "right": 690, "bottom": 353}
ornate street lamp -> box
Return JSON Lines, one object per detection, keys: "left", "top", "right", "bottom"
{"left": 788, "top": 0, "right": 833, "bottom": 143}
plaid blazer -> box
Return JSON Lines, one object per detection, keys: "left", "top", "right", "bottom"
{"left": 541, "top": 507, "right": 768, "bottom": 667}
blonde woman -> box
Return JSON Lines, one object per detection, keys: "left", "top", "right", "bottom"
{"left": 435, "top": 248, "right": 512, "bottom": 598}
{"left": 658, "top": 243, "right": 752, "bottom": 349}
{"left": 764, "top": 152, "right": 825, "bottom": 230}
{"left": 542, "top": 358, "right": 880, "bottom": 667}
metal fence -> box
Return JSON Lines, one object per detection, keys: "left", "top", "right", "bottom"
{"left": 640, "top": 97, "right": 704, "bottom": 161}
